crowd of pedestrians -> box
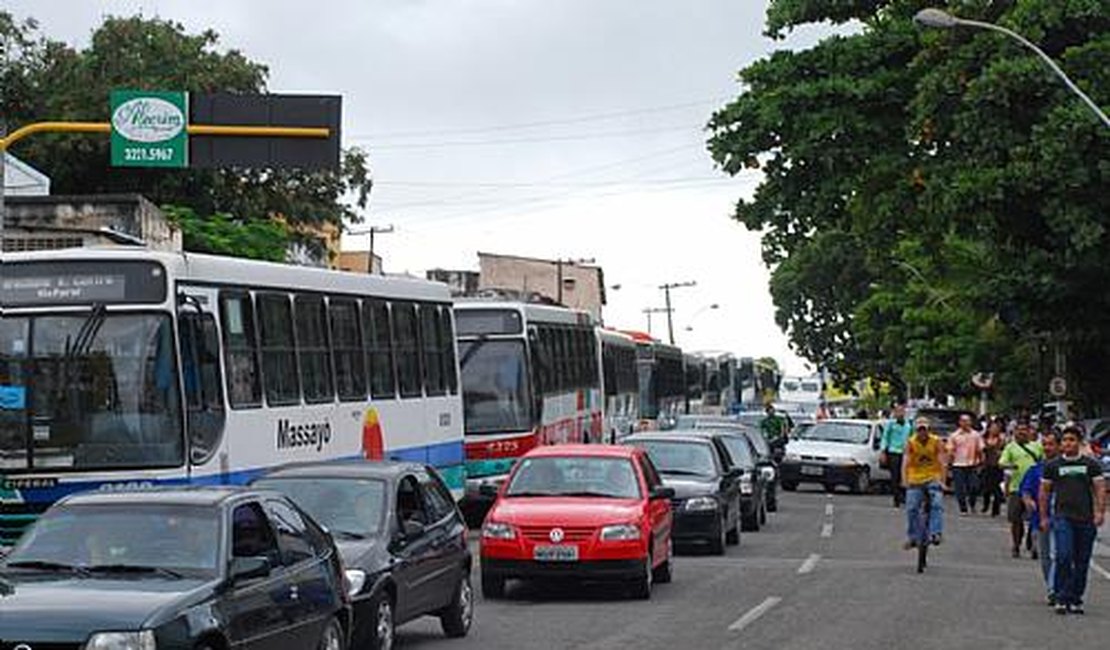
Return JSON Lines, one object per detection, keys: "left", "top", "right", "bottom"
{"left": 881, "top": 404, "right": 1106, "bottom": 615}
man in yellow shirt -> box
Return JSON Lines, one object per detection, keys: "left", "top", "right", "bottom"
{"left": 902, "top": 416, "right": 948, "bottom": 549}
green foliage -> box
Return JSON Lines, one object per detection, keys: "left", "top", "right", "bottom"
{"left": 163, "top": 205, "right": 290, "bottom": 262}
{"left": 709, "top": 0, "right": 1110, "bottom": 408}
{"left": 0, "top": 12, "right": 372, "bottom": 255}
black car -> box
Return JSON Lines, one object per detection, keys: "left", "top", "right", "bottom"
{"left": 254, "top": 461, "right": 472, "bottom": 650}
{"left": 680, "top": 429, "right": 769, "bottom": 531}
{"left": 622, "top": 432, "right": 743, "bottom": 554}
{"left": 0, "top": 486, "right": 349, "bottom": 650}
{"left": 676, "top": 416, "right": 781, "bottom": 513}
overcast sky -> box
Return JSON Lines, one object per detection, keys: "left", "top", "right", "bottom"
{"left": 7, "top": 0, "right": 844, "bottom": 375}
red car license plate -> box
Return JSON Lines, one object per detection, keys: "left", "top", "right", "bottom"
{"left": 533, "top": 545, "right": 579, "bottom": 562}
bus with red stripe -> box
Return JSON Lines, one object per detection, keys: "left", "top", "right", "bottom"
{"left": 454, "top": 301, "right": 602, "bottom": 507}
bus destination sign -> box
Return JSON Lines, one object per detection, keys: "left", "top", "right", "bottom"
{"left": 0, "top": 261, "right": 167, "bottom": 307}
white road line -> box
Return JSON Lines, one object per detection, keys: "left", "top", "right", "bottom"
{"left": 727, "top": 596, "right": 782, "bottom": 632}
{"left": 825, "top": 503, "right": 834, "bottom": 516}
{"left": 821, "top": 522, "right": 834, "bottom": 538}
{"left": 1092, "top": 561, "right": 1110, "bottom": 581}
{"left": 798, "top": 553, "right": 821, "bottom": 574}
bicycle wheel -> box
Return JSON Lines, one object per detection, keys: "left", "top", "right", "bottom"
{"left": 917, "top": 536, "right": 928, "bottom": 573}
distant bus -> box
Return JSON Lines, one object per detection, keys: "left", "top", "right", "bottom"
{"left": 599, "top": 329, "right": 640, "bottom": 443}
{"left": 697, "top": 351, "right": 738, "bottom": 414}
{"left": 683, "top": 353, "right": 707, "bottom": 413}
{"left": 454, "top": 301, "right": 602, "bottom": 500}
{"left": 623, "top": 331, "right": 686, "bottom": 428}
{"left": 736, "top": 357, "right": 783, "bottom": 411}
{"left": 0, "top": 248, "right": 464, "bottom": 545}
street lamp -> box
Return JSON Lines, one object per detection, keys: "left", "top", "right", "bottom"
{"left": 683, "top": 303, "right": 721, "bottom": 332}
{"left": 914, "top": 8, "right": 1110, "bottom": 128}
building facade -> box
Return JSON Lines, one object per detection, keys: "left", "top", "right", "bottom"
{"left": 477, "top": 251, "right": 606, "bottom": 320}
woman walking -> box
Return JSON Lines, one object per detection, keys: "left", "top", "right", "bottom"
{"left": 980, "top": 420, "right": 1006, "bottom": 517}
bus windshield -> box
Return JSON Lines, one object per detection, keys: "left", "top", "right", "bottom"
{"left": 0, "top": 312, "right": 183, "bottom": 472}
{"left": 459, "top": 339, "right": 532, "bottom": 434}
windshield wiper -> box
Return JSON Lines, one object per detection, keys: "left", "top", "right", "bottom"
{"left": 330, "top": 530, "right": 370, "bottom": 541}
{"left": 659, "top": 469, "right": 709, "bottom": 477}
{"left": 5, "top": 559, "right": 90, "bottom": 575}
{"left": 85, "top": 564, "right": 185, "bottom": 579}
{"left": 556, "top": 491, "right": 627, "bottom": 498}
{"left": 505, "top": 491, "right": 558, "bottom": 498}
{"left": 458, "top": 334, "right": 492, "bottom": 369}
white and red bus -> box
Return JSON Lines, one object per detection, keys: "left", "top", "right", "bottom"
{"left": 454, "top": 301, "right": 602, "bottom": 502}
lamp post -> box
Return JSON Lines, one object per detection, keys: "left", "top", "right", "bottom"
{"left": 658, "top": 281, "right": 696, "bottom": 345}
{"left": 914, "top": 8, "right": 1110, "bottom": 128}
{"left": 682, "top": 303, "right": 721, "bottom": 333}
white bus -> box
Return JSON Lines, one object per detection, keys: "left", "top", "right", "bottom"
{"left": 0, "top": 248, "right": 464, "bottom": 545}
{"left": 623, "top": 331, "right": 686, "bottom": 429}
{"left": 454, "top": 301, "right": 602, "bottom": 501}
{"left": 598, "top": 328, "right": 639, "bottom": 443}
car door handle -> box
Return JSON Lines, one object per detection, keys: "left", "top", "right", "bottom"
{"left": 289, "top": 585, "right": 299, "bottom": 601}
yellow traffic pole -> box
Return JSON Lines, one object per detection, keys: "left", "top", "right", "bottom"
{"left": 0, "top": 121, "right": 329, "bottom": 150}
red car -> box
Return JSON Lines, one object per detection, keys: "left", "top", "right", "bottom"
{"left": 480, "top": 444, "right": 675, "bottom": 600}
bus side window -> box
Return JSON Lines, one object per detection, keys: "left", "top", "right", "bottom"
{"left": 365, "top": 300, "right": 397, "bottom": 399}
{"left": 393, "top": 302, "right": 423, "bottom": 398}
{"left": 219, "top": 292, "right": 262, "bottom": 409}
{"left": 440, "top": 306, "right": 458, "bottom": 395}
{"left": 178, "top": 310, "right": 226, "bottom": 464}
{"left": 257, "top": 293, "right": 301, "bottom": 406}
{"left": 420, "top": 304, "right": 445, "bottom": 396}
{"left": 294, "top": 294, "right": 334, "bottom": 404}
{"left": 330, "top": 298, "right": 367, "bottom": 402}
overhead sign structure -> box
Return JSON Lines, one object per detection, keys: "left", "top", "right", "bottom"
{"left": 110, "top": 90, "right": 189, "bottom": 168}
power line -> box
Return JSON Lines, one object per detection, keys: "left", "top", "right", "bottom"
{"left": 375, "top": 175, "right": 729, "bottom": 189}
{"left": 351, "top": 125, "right": 700, "bottom": 149}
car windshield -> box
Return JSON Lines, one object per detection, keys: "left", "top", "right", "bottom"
{"left": 4, "top": 503, "right": 219, "bottom": 575}
{"left": 254, "top": 477, "right": 386, "bottom": 538}
{"left": 719, "top": 436, "right": 755, "bottom": 468}
{"left": 628, "top": 440, "right": 716, "bottom": 477}
{"left": 459, "top": 339, "right": 532, "bottom": 434}
{"left": 795, "top": 423, "right": 870, "bottom": 445}
{"left": 506, "top": 456, "right": 641, "bottom": 499}
{"left": 0, "top": 312, "right": 183, "bottom": 472}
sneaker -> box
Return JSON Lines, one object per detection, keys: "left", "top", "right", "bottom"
{"left": 1069, "top": 605, "right": 1085, "bottom": 616}
{"left": 1055, "top": 604, "right": 1068, "bottom": 615}
{"left": 930, "top": 533, "right": 943, "bottom": 546}
{"left": 1047, "top": 595, "right": 1056, "bottom": 607}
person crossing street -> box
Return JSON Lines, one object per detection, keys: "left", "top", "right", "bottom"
{"left": 949, "top": 413, "right": 984, "bottom": 515}
{"left": 880, "top": 402, "right": 912, "bottom": 508}
{"left": 1021, "top": 429, "right": 1059, "bottom": 604}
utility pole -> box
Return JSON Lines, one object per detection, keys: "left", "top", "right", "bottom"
{"left": 642, "top": 307, "right": 669, "bottom": 335}
{"left": 358, "top": 224, "right": 394, "bottom": 274}
{"left": 659, "top": 281, "right": 696, "bottom": 345}
{"left": 1, "top": 121, "right": 6, "bottom": 252}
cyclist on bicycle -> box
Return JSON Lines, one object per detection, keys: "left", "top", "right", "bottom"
{"left": 903, "top": 416, "right": 948, "bottom": 550}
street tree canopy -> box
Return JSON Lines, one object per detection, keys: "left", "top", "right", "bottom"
{"left": 0, "top": 13, "right": 372, "bottom": 259}
{"left": 708, "top": 1, "right": 1109, "bottom": 408}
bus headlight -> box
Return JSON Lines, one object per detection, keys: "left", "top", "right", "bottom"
{"left": 85, "top": 630, "right": 157, "bottom": 650}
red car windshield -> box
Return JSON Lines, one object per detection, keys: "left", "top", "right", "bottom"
{"left": 506, "top": 456, "right": 641, "bottom": 499}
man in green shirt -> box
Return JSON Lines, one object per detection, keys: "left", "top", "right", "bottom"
{"left": 999, "top": 421, "right": 1044, "bottom": 558}
{"left": 760, "top": 404, "right": 787, "bottom": 444}
{"left": 880, "top": 402, "right": 913, "bottom": 507}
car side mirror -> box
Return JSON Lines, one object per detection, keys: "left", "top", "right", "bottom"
{"left": 650, "top": 486, "right": 675, "bottom": 500}
{"left": 401, "top": 519, "right": 426, "bottom": 539}
{"left": 478, "top": 483, "right": 500, "bottom": 498}
{"left": 230, "top": 556, "right": 271, "bottom": 583}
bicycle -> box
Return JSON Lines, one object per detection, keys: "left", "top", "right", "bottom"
{"left": 916, "top": 487, "right": 932, "bottom": 573}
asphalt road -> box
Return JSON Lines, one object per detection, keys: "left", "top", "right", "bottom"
{"left": 399, "top": 488, "right": 1110, "bottom": 649}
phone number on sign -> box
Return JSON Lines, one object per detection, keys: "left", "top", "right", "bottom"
{"left": 123, "top": 147, "right": 177, "bottom": 162}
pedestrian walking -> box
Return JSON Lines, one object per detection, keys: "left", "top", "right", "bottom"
{"left": 980, "top": 420, "right": 1006, "bottom": 517}
{"left": 881, "top": 402, "right": 913, "bottom": 508}
{"left": 1040, "top": 426, "right": 1106, "bottom": 615}
{"left": 1000, "top": 421, "right": 1044, "bottom": 558}
{"left": 1021, "top": 430, "right": 1059, "bottom": 604}
{"left": 949, "top": 413, "right": 984, "bottom": 514}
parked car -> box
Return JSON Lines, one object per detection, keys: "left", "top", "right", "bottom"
{"left": 623, "top": 432, "right": 743, "bottom": 554}
{"left": 679, "top": 429, "right": 769, "bottom": 531}
{"left": 0, "top": 486, "right": 349, "bottom": 650}
{"left": 675, "top": 415, "right": 781, "bottom": 513}
{"left": 480, "top": 444, "right": 674, "bottom": 600}
{"left": 780, "top": 419, "right": 889, "bottom": 493}
{"left": 254, "top": 460, "right": 473, "bottom": 650}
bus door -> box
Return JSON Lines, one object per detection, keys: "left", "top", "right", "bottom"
{"left": 176, "top": 286, "right": 227, "bottom": 478}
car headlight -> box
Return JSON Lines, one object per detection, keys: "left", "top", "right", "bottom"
{"left": 784, "top": 452, "right": 800, "bottom": 462}
{"left": 345, "top": 569, "right": 367, "bottom": 597}
{"left": 600, "top": 524, "right": 642, "bottom": 541}
{"left": 760, "top": 466, "right": 776, "bottom": 482}
{"left": 85, "top": 630, "right": 156, "bottom": 650}
{"left": 684, "top": 496, "right": 719, "bottom": 512}
{"left": 482, "top": 521, "right": 516, "bottom": 540}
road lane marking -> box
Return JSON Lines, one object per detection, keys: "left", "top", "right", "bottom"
{"left": 821, "top": 522, "right": 834, "bottom": 537}
{"left": 1092, "top": 561, "right": 1110, "bottom": 581}
{"left": 798, "top": 553, "right": 821, "bottom": 574}
{"left": 825, "top": 503, "right": 834, "bottom": 516}
{"left": 728, "top": 596, "right": 782, "bottom": 632}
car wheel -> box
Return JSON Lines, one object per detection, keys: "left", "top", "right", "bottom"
{"left": 630, "top": 553, "right": 653, "bottom": 599}
{"left": 823, "top": 482, "right": 836, "bottom": 494}
{"left": 851, "top": 468, "right": 870, "bottom": 495}
{"left": 652, "top": 541, "right": 673, "bottom": 584}
{"left": 780, "top": 482, "right": 797, "bottom": 493}
{"left": 366, "top": 594, "right": 395, "bottom": 650}
{"left": 759, "top": 500, "right": 768, "bottom": 525}
{"left": 481, "top": 570, "right": 506, "bottom": 600}
{"left": 440, "top": 573, "right": 474, "bottom": 638}
{"left": 317, "top": 616, "right": 345, "bottom": 650}
{"left": 709, "top": 516, "right": 727, "bottom": 555}
{"left": 742, "top": 504, "right": 760, "bottom": 532}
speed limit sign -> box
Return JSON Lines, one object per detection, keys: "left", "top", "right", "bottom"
{"left": 1049, "top": 376, "right": 1067, "bottom": 398}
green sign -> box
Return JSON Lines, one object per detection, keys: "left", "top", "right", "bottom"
{"left": 110, "top": 90, "right": 189, "bottom": 168}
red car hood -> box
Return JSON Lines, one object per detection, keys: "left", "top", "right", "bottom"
{"left": 491, "top": 497, "right": 643, "bottom": 526}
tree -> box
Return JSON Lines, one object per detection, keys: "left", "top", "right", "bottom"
{"left": 708, "top": 1, "right": 1109, "bottom": 407}
{"left": 0, "top": 13, "right": 372, "bottom": 259}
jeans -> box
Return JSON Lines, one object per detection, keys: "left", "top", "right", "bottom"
{"left": 906, "top": 483, "right": 944, "bottom": 542}
{"left": 952, "top": 466, "right": 978, "bottom": 512}
{"left": 979, "top": 466, "right": 1004, "bottom": 516}
{"left": 887, "top": 453, "right": 904, "bottom": 505}
{"left": 1037, "top": 524, "right": 1055, "bottom": 596}
{"left": 1053, "top": 518, "right": 1097, "bottom": 606}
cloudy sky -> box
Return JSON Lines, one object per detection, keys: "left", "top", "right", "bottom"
{"left": 6, "top": 0, "right": 843, "bottom": 375}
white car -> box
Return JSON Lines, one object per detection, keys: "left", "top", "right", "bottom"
{"left": 779, "top": 419, "right": 890, "bottom": 493}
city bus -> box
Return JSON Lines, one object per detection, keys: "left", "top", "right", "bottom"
{"left": 0, "top": 248, "right": 464, "bottom": 545}
{"left": 697, "top": 351, "right": 738, "bottom": 414}
{"left": 599, "top": 328, "right": 640, "bottom": 443}
{"left": 623, "top": 331, "right": 686, "bottom": 429}
{"left": 454, "top": 301, "right": 602, "bottom": 502}
{"left": 683, "top": 353, "right": 707, "bottom": 414}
